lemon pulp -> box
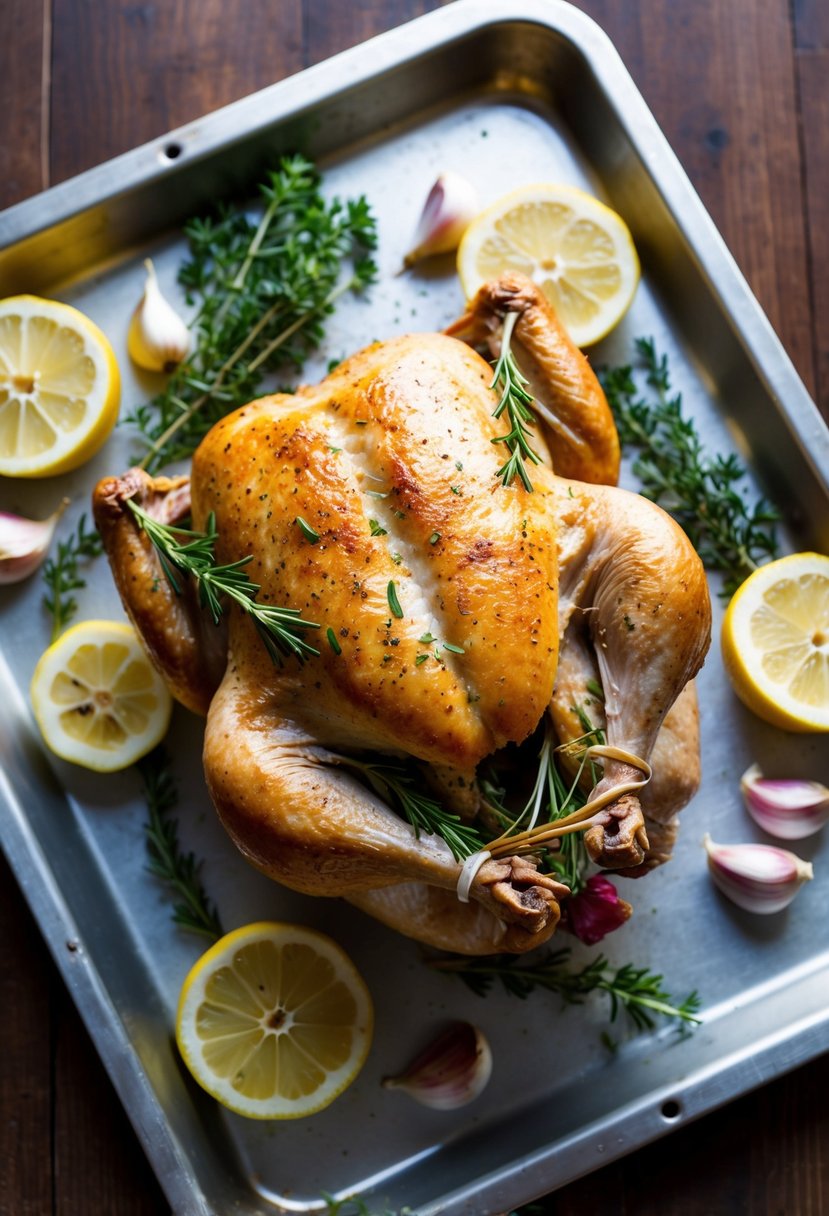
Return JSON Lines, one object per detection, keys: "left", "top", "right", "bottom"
{"left": 458, "top": 183, "right": 640, "bottom": 347}
{"left": 0, "top": 295, "right": 120, "bottom": 477}
{"left": 30, "top": 620, "right": 172, "bottom": 770}
{"left": 722, "top": 553, "right": 829, "bottom": 732}
{"left": 176, "top": 922, "right": 373, "bottom": 1119}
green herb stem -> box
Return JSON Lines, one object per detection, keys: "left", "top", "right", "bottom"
{"left": 137, "top": 749, "right": 222, "bottom": 939}
{"left": 41, "top": 514, "right": 104, "bottom": 641}
{"left": 489, "top": 310, "right": 543, "bottom": 491}
{"left": 127, "top": 499, "right": 320, "bottom": 664}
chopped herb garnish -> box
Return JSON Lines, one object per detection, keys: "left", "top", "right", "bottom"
{"left": 428, "top": 531, "right": 441, "bottom": 545}
{"left": 415, "top": 654, "right": 429, "bottom": 666}
{"left": 387, "top": 580, "right": 403, "bottom": 618}
{"left": 326, "top": 627, "right": 342, "bottom": 655}
{"left": 450, "top": 485, "right": 461, "bottom": 495}
{"left": 391, "top": 552, "right": 402, "bottom": 565}
{"left": 419, "top": 632, "right": 436, "bottom": 644}
{"left": 442, "top": 641, "right": 465, "bottom": 655}
{"left": 369, "top": 519, "right": 387, "bottom": 537}
{"left": 295, "top": 516, "right": 320, "bottom": 544}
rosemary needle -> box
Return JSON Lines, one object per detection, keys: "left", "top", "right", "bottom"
{"left": 127, "top": 499, "right": 320, "bottom": 663}
{"left": 489, "top": 310, "right": 543, "bottom": 491}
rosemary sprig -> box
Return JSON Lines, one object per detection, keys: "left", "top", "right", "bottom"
{"left": 430, "top": 947, "right": 701, "bottom": 1032}
{"left": 127, "top": 499, "right": 320, "bottom": 664}
{"left": 41, "top": 514, "right": 104, "bottom": 641}
{"left": 137, "top": 748, "right": 222, "bottom": 939}
{"left": 490, "top": 310, "right": 543, "bottom": 491}
{"left": 341, "top": 757, "right": 485, "bottom": 862}
{"left": 600, "top": 337, "right": 779, "bottom": 596}
{"left": 128, "top": 154, "right": 377, "bottom": 472}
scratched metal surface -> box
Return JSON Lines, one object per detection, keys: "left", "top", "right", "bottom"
{"left": 0, "top": 3, "right": 827, "bottom": 1213}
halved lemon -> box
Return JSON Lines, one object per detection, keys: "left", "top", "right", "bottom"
{"left": 457, "top": 183, "right": 640, "bottom": 347}
{"left": 722, "top": 552, "right": 829, "bottom": 733}
{"left": 30, "top": 620, "right": 172, "bottom": 770}
{"left": 0, "top": 295, "right": 120, "bottom": 478}
{"left": 176, "top": 922, "right": 374, "bottom": 1120}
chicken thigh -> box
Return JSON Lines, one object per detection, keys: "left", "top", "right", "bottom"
{"left": 94, "top": 281, "right": 710, "bottom": 955}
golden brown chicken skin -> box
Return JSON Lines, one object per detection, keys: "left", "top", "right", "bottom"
{"left": 94, "top": 286, "right": 711, "bottom": 955}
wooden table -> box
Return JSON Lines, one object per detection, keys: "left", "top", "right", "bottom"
{"left": 1, "top": 1, "right": 827, "bottom": 1212}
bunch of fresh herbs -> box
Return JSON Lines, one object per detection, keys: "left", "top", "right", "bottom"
{"left": 600, "top": 337, "right": 779, "bottom": 596}
{"left": 128, "top": 153, "right": 377, "bottom": 472}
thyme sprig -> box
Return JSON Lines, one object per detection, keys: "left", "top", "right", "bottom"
{"left": 137, "top": 748, "right": 222, "bottom": 939}
{"left": 127, "top": 500, "right": 320, "bottom": 664}
{"left": 430, "top": 947, "right": 700, "bottom": 1032}
{"left": 600, "top": 337, "right": 779, "bottom": 596}
{"left": 41, "top": 514, "right": 103, "bottom": 641}
{"left": 128, "top": 154, "right": 377, "bottom": 472}
{"left": 340, "top": 757, "right": 485, "bottom": 862}
{"left": 490, "top": 310, "right": 543, "bottom": 491}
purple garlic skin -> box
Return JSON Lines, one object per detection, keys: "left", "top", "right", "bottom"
{"left": 382, "top": 1021, "right": 492, "bottom": 1110}
{"left": 403, "top": 171, "right": 479, "bottom": 267}
{"left": 741, "top": 764, "right": 829, "bottom": 840}
{"left": 0, "top": 500, "right": 68, "bottom": 585}
{"left": 703, "top": 833, "right": 813, "bottom": 914}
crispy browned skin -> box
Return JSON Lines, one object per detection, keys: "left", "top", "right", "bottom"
{"left": 92, "top": 469, "right": 226, "bottom": 716}
{"left": 95, "top": 317, "right": 710, "bottom": 953}
{"left": 447, "top": 272, "right": 620, "bottom": 485}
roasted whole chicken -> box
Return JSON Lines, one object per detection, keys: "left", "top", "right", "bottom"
{"left": 94, "top": 274, "right": 711, "bottom": 955}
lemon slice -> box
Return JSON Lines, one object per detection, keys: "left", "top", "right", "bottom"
{"left": 457, "top": 183, "right": 640, "bottom": 347}
{"left": 30, "top": 620, "right": 172, "bottom": 770}
{"left": 722, "top": 552, "right": 829, "bottom": 733}
{"left": 0, "top": 295, "right": 120, "bottom": 478}
{"left": 176, "top": 922, "right": 373, "bottom": 1120}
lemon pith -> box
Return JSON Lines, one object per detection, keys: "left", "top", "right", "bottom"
{"left": 721, "top": 552, "right": 829, "bottom": 733}
{"left": 0, "top": 295, "right": 120, "bottom": 478}
{"left": 457, "top": 183, "right": 640, "bottom": 347}
{"left": 30, "top": 620, "right": 172, "bottom": 770}
{"left": 176, "top": 922, "right": 373, "bottom": 1120}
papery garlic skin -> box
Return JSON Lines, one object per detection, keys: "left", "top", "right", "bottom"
{"left": 0, "top": 500, "right": 68, "bottom": 585}
{"left": 741, "top": 764, "right": 829, "bottom": 840}
{"left": 403, "top": 171, "right": 479, "bottom": 267}
{"left": 128, "top": 259, "right": 191, "bottom": 373}
{"left": 382, "top": 1021, "right": 492, "bottom": 1110}
{"left": 703, "top": 833, "right": 813, "bottom": 914}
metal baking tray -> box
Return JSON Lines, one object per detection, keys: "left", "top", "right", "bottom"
{"left": 1, "top": 1, "right": 828, "bottom": 1212}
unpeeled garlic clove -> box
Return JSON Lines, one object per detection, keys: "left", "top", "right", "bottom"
{"left": 703, "top": 833, "right": 813, "bottom": 914}
{"left": 740, "top": 764, "right": 829, "bottom": 840}
{"left": 382, "top": 1021, "right": 492, "bottom": 1109}
{"left": 128, "top": 258, "right": 191, "bottom": 373}
{"left": 0, "top": 500, "right": 68, "bottom": 585}
{"left": 403, "top": 171, "right": 479, "bottom": 268}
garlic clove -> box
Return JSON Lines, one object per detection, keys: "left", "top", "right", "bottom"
{"left": 0, "top": 499, "right": 68, "bottom": 585}
{"left": 403, "top": 171, "right": 479, "bottom": 268}
{"left": 740, "top": 764, "right": 829, "bottom": 840}
{"left": 128, "top": 258, "right": 191, "bottom": 373}
{"left": 382, "top": 1021, "right": 492, "bottom": 1110}
{"left": 703, "top": 833, "right": 813, "bottom": 914}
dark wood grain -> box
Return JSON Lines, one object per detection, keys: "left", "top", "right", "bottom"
{"left": 569, "top": 0, "right": 816, "bottom": 402}
{"left": 0, "top": 0, "right": 49, "bottom": 205}
{"left": 0, "top": 2, "right": 827, "bottom": 1214}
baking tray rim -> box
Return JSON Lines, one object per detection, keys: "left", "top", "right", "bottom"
{"left": 1, "top": 1, "right": 828, "bottom": 1212}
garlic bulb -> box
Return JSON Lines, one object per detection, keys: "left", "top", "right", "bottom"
{"left": 382, "top": 1021, "right": 492, "bottom": 1109}
{"left": 403, "top": 171, "right": 479, "bottom": 268}
{"left": 740, "top": 764, "right": 829, "bottom": 840}
{"left": 128, "top": 259, "right": 190, "bottom": 373}
{"left": 703, "top": 833, "right": 813, "bottom": 914}
{"left": 0, "top": 499, "right": 68, "bottom": 585}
